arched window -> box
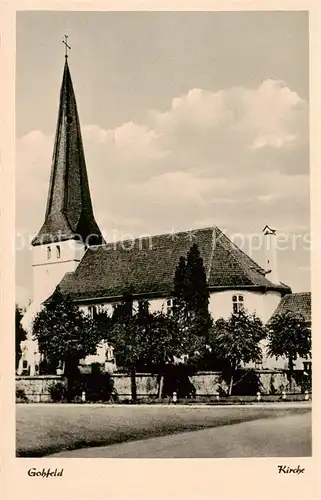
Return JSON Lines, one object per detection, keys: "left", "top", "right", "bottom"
{"left": 56, "top": 245, "right": 61, "bottom": 259}
{"left": 47, "top": 247, "right": 51, "bottom": 260}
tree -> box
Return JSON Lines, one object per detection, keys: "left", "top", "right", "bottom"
{"left": 210, "top": 310, "right": 266, "bottom": 395}
{"left": 15, "top": 305, "right": 27, "bottom": 370}
{"left": 173, "top": 244, "right": 212, "bottom": 363}
{"left": 267, "top": 311, "right": 311, "bottom": 390}
{"left": 174, "top": 256, "right": 188, "bottom": 302}
{"left": 94, "top": 309, "right": 113, "bottom": 343}
{"left": 32, "top": 289, "right": 103, "bottom": 378}
{"left": 108, "top": 291, "right": 188, "bottom": 400}
{"left": 144, "top": 310, "right": 186, "bottom": 397}
{"left": 109, "top": 296, "right": 150, "bottom": 401}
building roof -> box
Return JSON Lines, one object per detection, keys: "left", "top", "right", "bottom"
{"left": 270, "top": 292, "right": 311, "bottom": 324}
{"left": 58, "top": 226, "right": 291, "bottom": 302}
{"left": 32, "top": 59, "right": 103, "bottom": 247}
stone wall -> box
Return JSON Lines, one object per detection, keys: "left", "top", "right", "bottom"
{"left": 113, "top": 373, "right": 159, "bottom": 397}
{"left": 190, "top": 372, "right": 227, "bottom": 395}
{"left": 16, "top": 375, "right": 66, "bottom": 402}
{"left": 111, "top": 371, "right": 304, "bottom": 397}
{"left": 16, "top": 370, "right": 307, "bottom": 402}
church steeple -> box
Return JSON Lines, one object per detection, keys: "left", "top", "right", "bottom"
{"left": 32, "top": 56, "right": 103, "bottom": 247}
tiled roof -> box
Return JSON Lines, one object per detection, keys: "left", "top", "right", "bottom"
{"left": 32, "top": 60, "right": 103, "bottom": 247}
{"left": 58, "top": 227, "right": 291, "bottom": 302}
{"left": 270, "top": 292, "right": 311, "bottom": 323}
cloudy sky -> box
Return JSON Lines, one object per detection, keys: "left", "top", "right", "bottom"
{"left": 16, "top": 11, "right": 310, "bottom": 307}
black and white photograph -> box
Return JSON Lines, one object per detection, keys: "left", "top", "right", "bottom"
{"left": 2, "top": 2, "right": 320, "bottom": 498}
{"left": 12, "top": 9, "right": 314, "bottom": 463}
{"left": 2, "top": 3, "right": 321, "bottom": 497}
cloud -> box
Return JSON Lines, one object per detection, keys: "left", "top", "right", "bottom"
{"left": 16, "top": 130, "right": 53, "bottom": 235}
{"left": 16, "top": 79, "right": 309, "bottom": 300}
{"left": 84, "top": 121, "right": 166, "bottom": 162}
{"left": 151, "top": 80, "right": 306, "bottom": 160}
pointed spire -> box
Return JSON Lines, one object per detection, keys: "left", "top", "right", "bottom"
{"left": 32, "top": 58, "right": 104, "bottom": 247}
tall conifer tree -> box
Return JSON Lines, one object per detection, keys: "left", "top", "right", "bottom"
{"left": 173, "top": 243, "right": 212, "bottom": 353}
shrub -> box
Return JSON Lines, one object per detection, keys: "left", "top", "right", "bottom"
{"left": 49, "top": 382, "right": 67, "bottom": 402}
{"left": 232, "top": 369, "right": 263, "bottom": 396}
{"left": 293, "top": 369, "right": 312, "bottom": 393}
{"left": 162, "top": 364, "right": 197, "bottom": 398}
{"left": 67, "top": 372, "right": 115, "bottom": 402}
{"left": 16, "top": 388, "right": 28, "bottom": 403}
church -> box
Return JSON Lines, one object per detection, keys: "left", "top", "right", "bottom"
{"left": 18, "top": 54, "right": 311, "bottom": 376}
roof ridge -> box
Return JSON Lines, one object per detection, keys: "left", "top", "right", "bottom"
{"left": 88, "top": 226, "right": 217, "bottom": 250}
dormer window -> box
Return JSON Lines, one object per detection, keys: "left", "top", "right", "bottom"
{"left": 232, "top": 295, "right": 244, "bottom": 314}
{"left": 47, "top": 247, "right": 51, "bottom": 260}
{"left": 56, "top": 245, "right": 61, "bottom": 259}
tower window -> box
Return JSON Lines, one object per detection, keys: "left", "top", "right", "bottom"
{"left": 47, "top": 247, "right": 51, "bottom": 260}
{"left": 232, "top": 295, "right": 244, "bottom": 314}
{"left": 166, "top": 298, "right": 177, "bottom": 315}
{"left": 56, "top": 245, "right": 61, "bottom": 259}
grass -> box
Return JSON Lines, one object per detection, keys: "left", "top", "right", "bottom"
{"left": 16, "top": 403, "right": 311, "bottom": 457}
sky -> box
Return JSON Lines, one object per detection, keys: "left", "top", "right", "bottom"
{"left": 16, "top": 11, "right": 310, "bottom": 307}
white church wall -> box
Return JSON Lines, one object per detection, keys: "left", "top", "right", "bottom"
{"left": 80, "top": 290, "right": 282, "bottom": 324}
{"left": 209, "top": 289, "right": 282, "bottom": 323}
{"left": 148, "top": 298, "right": 167, "bottom": 314}
{"left": 32, "top": 240, "right": 86, "bottom": 302}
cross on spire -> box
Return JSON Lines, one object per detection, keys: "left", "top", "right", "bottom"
{"left": 62, "top": 35, "right": 71, "bottom": 59}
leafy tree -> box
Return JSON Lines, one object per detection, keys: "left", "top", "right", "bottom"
{"left": 109, "top": 295, "right": 150, "bottom": 401}
{"left": 210, "top": 310, "right": 266, "bottom": 395}
{"left": 144, "top": 310, "right": 186, "bottom": 397}
{"left": 267, "top": 311, "right": 311, "bottom": 390}
{"left": 15, "top": 305, "right": 27, "bottom": 370}
{"left": 32, "top": 289, "right": 103, "bottom": 378}
{"left": 109, "top": 292, "right": 188, "bottom": 399}
{"left": 94, "top": 309, "right": 113, "bottom": 342}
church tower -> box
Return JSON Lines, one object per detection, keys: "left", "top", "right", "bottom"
{"left": 31, "top": 52, "right": 104, "bottom": 302}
